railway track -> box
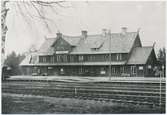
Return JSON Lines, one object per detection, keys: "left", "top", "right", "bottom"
{"left": 2, "top": 80, "right": 166, "bottom": 107}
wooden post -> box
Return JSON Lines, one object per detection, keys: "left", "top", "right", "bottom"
{"left": 108, "top": 30, "right": 111, "bottom": 80}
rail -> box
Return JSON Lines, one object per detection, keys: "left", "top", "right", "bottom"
{"left": 2, "top": 80, "right": 166, "bottom": 107}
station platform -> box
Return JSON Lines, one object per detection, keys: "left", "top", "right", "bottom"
{"left": 7, "top": 75, "right": 166, "bottom": 83}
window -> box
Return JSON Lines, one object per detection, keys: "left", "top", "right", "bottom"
{"left": 63, "top": 55, "right": 68, "bottom": 62}
{"left": 79, "top": 55, "right": 84, "bottom": 61}
{"left": 105, "top": 54, "right": 109, "bottom": 61}
{"left": 39, "top": 56, "right": 43, "bottom": 63}
{"left": 116, "top": 54, "right": 122, "bottom": 61}
{"left": 43, "top": 57, "right": 46, "bottom": 62}
{"left": 148, "top": 65, "right": 152, "bottom": 69}
{"left": 116, "top": 54, "right": 119, "bottom": 60}
{"left": 100, "top": 67, "right": 106, "bottom": 74}
{"left": 120, "top": 54, "right": 122, "bottom": 60}
{"left": 70, "top": 55, "right": 74, "bottom": 62}
{"left": 131, "top": 66, "right": 136, "bottom": 74}
{"left": 121, "top": 66, "right": 125, "bottom": 73}
{"left": 111, "top": 67, "right": 116, "bottom": 74}
{"left": 90, "top": 55, "right": 93, "bottom": 61}
{"left": 50, "top": 56, "right": 54, "bottom": 63}
{"left": 57, "top": 55, "right": 61, "bottom": 62}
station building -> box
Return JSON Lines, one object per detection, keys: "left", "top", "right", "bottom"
{"left": 20, "top": 27, "right": 157, "bottom": 77}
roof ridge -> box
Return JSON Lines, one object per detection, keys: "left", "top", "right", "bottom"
{"left": 46, "top": 32, "right": 137, "bottom": 38}
{"left": 137, "top": 46, "right": 153, "bottom": 48}
{"left": 45, "top": 37, "right": 56, "bottom": 39}
{"left": 63, "top": 35, "right": 81, "bottom": 38}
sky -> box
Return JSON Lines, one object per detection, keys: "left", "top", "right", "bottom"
{"left": 5, "top": 1, "right": 166, "bottom": 56}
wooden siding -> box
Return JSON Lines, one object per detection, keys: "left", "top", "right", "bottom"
{"left": 145, "top": 49, "right": 157, "bottom": 77}
{"left": 23, "top": 50, "right": 156, "bottom": 77}
{"left": 21, "top": 65, "right": 148, "bottom": 77}
{"left": 39, "top": 53, "right": 128, "bottom": 63}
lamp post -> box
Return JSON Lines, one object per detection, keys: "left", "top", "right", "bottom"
{"left": 159, "top": 71, "right": 162, "bottom": 106}
{"left": 159, "top": 65, "right": 164, "bottom": 106}
{"left": 162, "top": 65, "right": 164, "bottom": 77}
{"left": 108, "top": 30, "right": 111, "bottom": 80}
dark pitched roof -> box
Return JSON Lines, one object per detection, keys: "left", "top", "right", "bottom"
{"left": 127, "top": 47, "right": 153, "bottom": 65}
{"left": 38, "top": 38, "right": 55, "bottom": 55}
{"left": 38, "top": 31, "right": 138, "bottom": 55}
{"left": 62, "top": 35, "right": 81, "bottom": 46}
{"left": 20, "top": 53, "right": 38, "bottom": 66}
{"left": 72, "top": 32, "right": 138, "bottom": 54}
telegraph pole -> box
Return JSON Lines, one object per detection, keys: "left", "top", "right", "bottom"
{"left": 108, "top": 30, "right": 111, "bottom": 80}
{"left": 159, "top": 65, "right": 164, "bottom": 107}
{"left": 159, "top": 71, "right": 162, "bottom": 106}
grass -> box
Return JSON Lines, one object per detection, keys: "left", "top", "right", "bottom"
{"left": 2, "top": 93, "right": 165, "bottom": 114}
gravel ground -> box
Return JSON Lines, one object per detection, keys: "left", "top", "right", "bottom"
{"left": 2, "top": 93, "right": 164, "bottom": 114}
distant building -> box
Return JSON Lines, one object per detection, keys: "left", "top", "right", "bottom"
{"left": 20, "top": 27, "right": 157, "bottom": 77}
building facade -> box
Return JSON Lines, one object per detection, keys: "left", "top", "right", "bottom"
{"left": 20, "top": 28, "right": 157, "bottom": 77}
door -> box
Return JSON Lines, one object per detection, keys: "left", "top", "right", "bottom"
{"left": 131, "top": 66, "right": 137, "bottom": 77}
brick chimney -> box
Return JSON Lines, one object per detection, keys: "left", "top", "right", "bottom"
{"left": 81, "top": 30, "right": 87, "bottom": 39}
{"left": 56, "top": 32, "right": 62, "bottom": 38}
{"left": 121, "top": 27, "right": 127, "bottom": 35}
{"left": 102, "top": 28, "right": 107, "bottom": 37}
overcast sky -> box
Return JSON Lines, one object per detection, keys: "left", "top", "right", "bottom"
{"left": 5, "top": 1, "right": 166, "bottom": 56}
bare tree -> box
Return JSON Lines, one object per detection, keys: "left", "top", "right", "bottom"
{"left": 1, "top": 0, "right": 9, "bottom": 67}
{"left": 1, "top": 0, "right": 69, "bottom": 67}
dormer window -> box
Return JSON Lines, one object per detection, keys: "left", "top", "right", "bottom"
{"left": 92, "top": 48, "right": 99, "bottom": 51}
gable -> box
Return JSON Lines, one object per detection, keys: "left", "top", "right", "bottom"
{"left": 52, "top": 38, "right": 72, "bottom": 53}
{"left": 63, "top": 35, "right": 81, "bottom": 46}
{"left": 127, "top": 47, "right": 154, "bottom": 65}
{"left": 133, "top": 34, "right": 142, "bottom": 48}
{"left": 146, "top": 48, "right": 157, "bottom": 65}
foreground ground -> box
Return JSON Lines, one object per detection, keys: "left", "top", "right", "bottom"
{"left": 2, "top": 93, "right": 164, "bottom": 114}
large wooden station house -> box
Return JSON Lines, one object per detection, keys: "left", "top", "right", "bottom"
{"left": 20, "top": 27, "right": 157, "bottom": 77}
